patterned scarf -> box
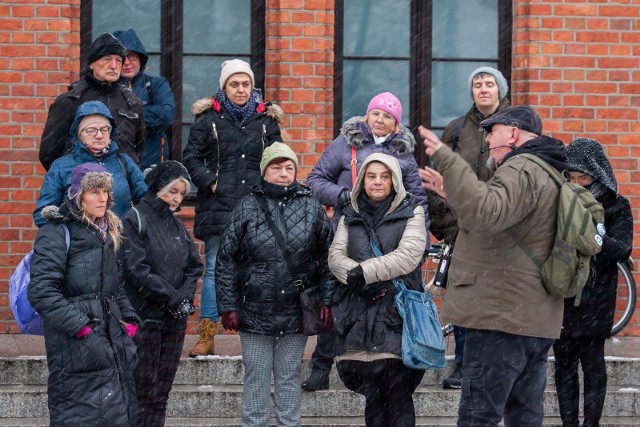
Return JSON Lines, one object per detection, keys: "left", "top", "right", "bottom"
{"left": 215, "top": 88, "right": 262, "bottom": 125}
{"left": 91, "top": 217, "right": 110, "bottom": 242}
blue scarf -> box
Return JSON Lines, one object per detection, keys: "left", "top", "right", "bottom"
{"left": 215, "top": 88, "right": 263, "bottom": 125}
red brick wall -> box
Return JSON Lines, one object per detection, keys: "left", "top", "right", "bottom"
{"left": 1, "top": 1, "right": 639, "bottom": 335}
{"left": 0, "top": 1, "right": 81, "bottom": 332}
{"left": 512, "top": 0, "right": 640, "bottom": 335}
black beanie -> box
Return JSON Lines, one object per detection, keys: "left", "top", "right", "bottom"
{"left": 144, "top": 161, "right": 191, "bottom": 193}
{"left": 87, "top": 33, "right": 126, "bottom": 65}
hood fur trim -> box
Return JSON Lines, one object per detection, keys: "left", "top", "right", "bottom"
{"left": 41, "top": 205, "right": 63, "bottom": 221}
{"left": 340, "top": 116, "right": 416, "bottom": 155}
{"left": 191, "top": 97, "right": 284, "bottom": 124}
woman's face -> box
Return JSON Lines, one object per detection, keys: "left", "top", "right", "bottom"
{"left": 264, "top": 159, "right": 296, "bottom": 186}
{"left": 568, "top": 171, "right": 594, "bottom": 187}
{"left": 78, "top": 115, "right": 111, "bottom": 153}
{"left": 366, "top": 109, "right": 397, "bottom": 137}
{"left": 364, "top": 161, "right": 393, "bottom": 203}
{"left": 158, "top": 179, "right": 188, "bottom": 212}
{"left": 224, "top": 73, "right": 253, "bottom": 106}
{"left": 81, "top": 188, "right": 109, "bottom": 222}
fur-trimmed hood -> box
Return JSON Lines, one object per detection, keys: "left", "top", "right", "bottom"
{"left": 190, "top": 97, "right": 284, "bottom": 125}
{"left": 340, "top": 116, "right": 416, "bottom": 156}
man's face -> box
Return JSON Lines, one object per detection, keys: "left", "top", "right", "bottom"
{"left": 120, "top": 51, "right": 141, "bottom": 80}
{"left": 485, "top": 123, "right": 515, "bottom": 166}
{"left": 89, "top": 54, "right": 123, "bottom": 83}
{"left": 472, "top": 75, "right": 500, "bottom": 114}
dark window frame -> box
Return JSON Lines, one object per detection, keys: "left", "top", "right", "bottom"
{"left": 80, "top": 0, "right": 266, "bottom": 161}
{"left": 334, "top": 0, "right": 512, "bottom": 166}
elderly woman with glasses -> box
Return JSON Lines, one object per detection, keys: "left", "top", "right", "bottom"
{"left": 34, "top": 100, "right": 147, "bottom": 227}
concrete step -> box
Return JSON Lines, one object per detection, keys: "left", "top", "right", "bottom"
{"left": 3, "top": 356, "right": 640, "bottom": 388}
{"left": 0, "top": 383, "right": 638, "bottom": 419}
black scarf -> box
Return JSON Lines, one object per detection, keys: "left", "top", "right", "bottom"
{"left": 84, "top": 71, "right": 119, "bottom": 95}
{"left": 502, "top": 134, "right": 568, "bottom": 172}
{"left": 215, "top": 88, "right": 262, "bottom": 126}
{"left": 357, "top": 191, "right": 395, "bottom": 231}
{"left": 260, "top": 178, "right": 298, "bottom": 200}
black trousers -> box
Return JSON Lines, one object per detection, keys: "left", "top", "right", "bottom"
{"left": 337, "top": 358, "right": 424, "bottom": 427}
{"left": 133, "top": 317, "right": 187, "bottom": 427}
{"left": 553, "top": 335, "right": 607, "bottom": 427}
{"left": 309, "top": 327, "right": 336, "bottom": 373}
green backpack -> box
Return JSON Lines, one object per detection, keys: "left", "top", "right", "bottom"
{"left": 508, "top": 154, "right": 605, "bottom": 305}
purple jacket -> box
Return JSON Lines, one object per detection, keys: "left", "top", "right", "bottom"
{"left": 307, "top": 116, "right": 430, "bottom": 238}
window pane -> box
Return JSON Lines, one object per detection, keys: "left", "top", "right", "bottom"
{"left": 342, "top": 59, "right": 409, "bottom": 125}
{"left": 432, "top": 0, "right": 498, "bottom": 58}
{"left": 183, "top": 0, "right": 251, "bottom": 54}
{"left": 431, "top": 61, "right": 498, "bottom": 128}
{"left": 344, "top": 0, "right": 410, "bottom": 57}
{"left": 92, "top": 0, "right": 161, "bottom": 52}
{"left": 182, "top": 55, "right": 252, "bottom": 122}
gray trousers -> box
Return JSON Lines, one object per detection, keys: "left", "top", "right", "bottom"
{"left": 240, "top": 332, "right": 308, "bottom": 427}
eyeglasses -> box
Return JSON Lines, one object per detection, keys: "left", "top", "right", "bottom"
{"left": 81, "top": 126, "right": 112, "bottom": 136}
{"left": 125, "top": 54, "right": 140, "bottom": 62}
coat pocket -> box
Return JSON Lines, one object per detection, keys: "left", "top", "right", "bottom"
{"left": 64, "top": 322, "right": 114, "bottom": 373}
{"left": 448, "top": 267, "right": 477, "bottom": 288}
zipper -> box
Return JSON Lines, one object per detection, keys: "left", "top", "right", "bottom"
{"left": 212, "top": 122, "right": 220, "bottom": 183}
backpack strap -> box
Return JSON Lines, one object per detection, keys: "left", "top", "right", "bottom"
{"left": 450, "top": 116, "right": 467, "bottom": 152}
{"left": 506, "top": 153, "right": 562, "bottom": 269}
{"left": 116, "top": 152, "right": 135, "bottom": 206}
{"left": 130, "top": 206, "right": 143, "bottom": 234}
{"left": 61, "top": 224, "right": 70, "bottom": 251}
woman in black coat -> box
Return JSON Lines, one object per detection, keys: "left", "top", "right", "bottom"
{"left": 553, "top": 137, "right": 634, "bottom": 427}
{"left": 216, "top": 142, "right": 336, "bottom": 427}
{"left": 122, "top": 161, "right": 203, "bottom": 427}
{"left": 182, "top": 59, "right": 283, "bottom": 357}
{"left": 28, "top": 163, "right": 140, "bottom": 427}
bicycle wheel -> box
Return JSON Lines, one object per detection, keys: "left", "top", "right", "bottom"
{"left": 611, "top": 259, "right": 636, "bottom": 336}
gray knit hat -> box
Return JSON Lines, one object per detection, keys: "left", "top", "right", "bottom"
{"left": 260, "top": 142, "right": 298, "bottom": 175}
{"left": 468, "top": 66, "right": 509, "bottom": 101}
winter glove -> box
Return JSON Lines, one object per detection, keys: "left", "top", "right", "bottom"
{"left": 221, "top": 311, "right": 239, "bottom": 332}
{"left": 74, "top": 325, "right": 93, "bottom": 339}
{"left": 337, "top": 189, "right": 351, "bottom": 209}
{"left": 124, "top": 323, "right": 138, "bottom": 338}
{"left": 346, "top": 265, "right": 366, "bottom": 289}
{"left": 320, "top": 306, "right": 333, "bottom": 330}
{"left": 167, "top": 298, "right": 195, "bottom": 320}
{"left": 362, "top": 282, "right": 387, "bottom": 299}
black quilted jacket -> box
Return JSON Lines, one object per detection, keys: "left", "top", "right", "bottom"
{"left": 215, "top": 179, "right": 337, "bottom": 336}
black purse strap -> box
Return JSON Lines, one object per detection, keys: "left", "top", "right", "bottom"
{"left": 255, "top": 195, "right": 304, "bottom": 289}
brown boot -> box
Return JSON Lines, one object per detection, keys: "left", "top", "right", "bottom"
{"left": 189, "top": 318, "right": 218, "bottom": 357}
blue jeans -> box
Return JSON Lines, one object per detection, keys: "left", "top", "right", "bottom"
{"left": 200, "top": 235, "right": 220, "bottom": 321}
{"left": 458, "top": 329, "right": 554, "bottom": 427}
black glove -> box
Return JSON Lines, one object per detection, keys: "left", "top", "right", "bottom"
{"left": 362, "top": 282, "right": 387, "bottom": 299}
{"left": 167, "top": 298, "right": 195, "bottom": 319}
{"left": 337, "top": 189, "right": 351, "bottom": 209}
{"left": 346, "top": 265, "right": 365, "bottom": 288}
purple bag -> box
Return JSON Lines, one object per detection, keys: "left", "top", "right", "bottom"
{"left": 9, "top": 225, "right": 70, "bottom": 335}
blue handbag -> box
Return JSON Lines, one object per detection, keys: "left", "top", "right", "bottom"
{"left": 370, "top": 239, "right": 446, "bottom": 370}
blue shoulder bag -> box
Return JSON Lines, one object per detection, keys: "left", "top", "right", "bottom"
{"left": 370, "top": 238, "right": 446, "bottom": 370}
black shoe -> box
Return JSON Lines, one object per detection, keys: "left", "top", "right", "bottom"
{"left": 301, "top": 370, "right": 329, "bottom": 391}
{"left": 443, "top": 363, "right": 462, "bottom": 389}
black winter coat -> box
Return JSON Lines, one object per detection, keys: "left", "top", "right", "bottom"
{"left": 332, "top": 195, "right": 424, "bottom": 357}
{"left": 182, "top": 101, "right": 281, "bottom": 239}
{"left": 39, "top": 71, "right": 146, "bottom": 171}
{"left": 27, "top": 200, "right": 139, "bottom": 427}
{"left": 215, "top": 180, "right": 337, "bottom": 336}
{"left": 561, "top": 192, "right": 633, "bottom": 338}
{"left": 122, "top": 193, "right": 203, "bottom": 322}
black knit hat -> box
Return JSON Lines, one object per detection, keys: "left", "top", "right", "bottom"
{"left": 144, "top": 161, "right": 191, "bottom": 193}
{"left": 87, "top": 33, "right": 126, "bottom": 65}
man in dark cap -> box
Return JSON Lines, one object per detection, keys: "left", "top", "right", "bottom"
{"left": 419, "top": 105, "right": 568, "bottom": 426}
{"left": 114, "top": 29, "right": 176, "bottom": 170}
{"left": 39, "top": 32, "right": 146, "bottom": 171}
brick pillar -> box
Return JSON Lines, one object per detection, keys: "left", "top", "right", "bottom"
{"left": 265, "top": 0, "right": 335, "bottom": 180}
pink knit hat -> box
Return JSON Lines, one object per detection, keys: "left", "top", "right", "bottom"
{"left": 367, "top": 92, "right": 402, "bottom": 125}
